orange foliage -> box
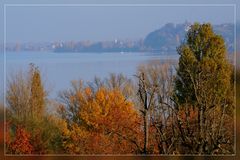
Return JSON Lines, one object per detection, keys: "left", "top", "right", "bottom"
{"left": 7, "top": 126, "right": 33, "bottom": 154}
{"left": 178, "top": 106, "right": 198, "bottom": 129}
{"left": 62, "top": 87, "right": 142, "bottom": 154}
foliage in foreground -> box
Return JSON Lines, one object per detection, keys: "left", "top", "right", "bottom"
{"left": 6, "top": 64, "right": 63, "bottom": 154}
{"left": 60, "top": 86, "right": 142, "bottom": 154}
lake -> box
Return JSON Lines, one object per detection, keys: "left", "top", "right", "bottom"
{"left": 0, "top": 52, "right": 179, "bottom": 98}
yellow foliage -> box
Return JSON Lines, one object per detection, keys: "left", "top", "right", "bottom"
{"left": 61, "top": 87, "right": 142, "bottom": 154}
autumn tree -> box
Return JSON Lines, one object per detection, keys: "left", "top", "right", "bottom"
{"left": 59, "top": 82, "right": 142, "bottom": 154}
{"left": 7, "top": 69, "right": 31, "bottom": 123}
{"left": 136, "top": 60, "right": 176, "bottom": 154}
{"left": 6, "top": 126, "right": 33, "bottom": 154}
{"left": 59, "top": 73, "right": 135, "bottom": 125}
{"left": 58, "top": 80, "right": 84, "bottom": 125}
{"left": 87, "top": 73, "right": 135, "bottom": 100}
{"left": 7, "top": 64, "right": 46, "bottom": 122}
{"left": 29, "top": 63, "right": 46, "bottom": 119}
{"left": 6, "top": 64, "right": 62, "bottom": 154}
{"left": 174, "top": 23, "right": 234, "bottom": 154}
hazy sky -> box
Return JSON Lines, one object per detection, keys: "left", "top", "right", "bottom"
{"left": 2, "top": 0, "right": 238, "bottom": 43}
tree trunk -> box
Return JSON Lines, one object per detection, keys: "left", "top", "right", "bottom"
{"left": 199, "top": 104, "right": 206, "bottom": 154}
{"left": 143, "top": 109, "right": 149, "bottom": 154}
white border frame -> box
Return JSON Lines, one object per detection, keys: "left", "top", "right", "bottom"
{"left": 3, "top": 3, "right": 237, "bottom": 157}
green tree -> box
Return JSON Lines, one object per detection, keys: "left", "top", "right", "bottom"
{"left": 174, "top": 23, "right": 234, "bottom": 154}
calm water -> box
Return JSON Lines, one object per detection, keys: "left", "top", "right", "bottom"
{"left": 0, "top": 52, "right": 179, "bottom": 98}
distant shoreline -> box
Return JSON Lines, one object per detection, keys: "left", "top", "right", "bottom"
{"left": 3, "top": 51, "right": 179, "bottom": 55}
{"left": 4, "top": 23, "right": 235, "bottom": 54}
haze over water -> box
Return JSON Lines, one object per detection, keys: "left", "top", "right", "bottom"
{"left": 1, "top": 52, "right": 179, "bottom": 98}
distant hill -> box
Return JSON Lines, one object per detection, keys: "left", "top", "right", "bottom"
{"left": 144, "top": 22, "right": 234, "bottom": 53}
{"left": 54, "top": 22, "right": 235, "bottom": 54}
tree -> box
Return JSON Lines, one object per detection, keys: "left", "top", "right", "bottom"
{"left": 6, "top": 64, "right": 62, "bottom": 154}
{"left": 136, "top": 61, "right": 176, "bottom": 154}
{"left": 29, "top": 63, "right": 46, "bottom": 119}
{"left": 174, "top": 23, "right": 234, "bottom": 154}
{"left": 87, "top": 73, "right": 135, "bottom": 100}
{"left": 6, "top": 126, "right": 33, "bottom": 154}
{"left": 7, "top": 64, "right": 46, "bottom": 122}
{"left": 59, "top": 85, "right": 142, "bottom": 154}
{"left": 6, "top": 70, "right": 31, "bottom": 122}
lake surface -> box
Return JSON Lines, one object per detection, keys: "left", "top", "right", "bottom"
{"left": 0, "top": 52, "right": 179, "bottom": 98}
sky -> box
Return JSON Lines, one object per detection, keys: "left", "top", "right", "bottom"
{"left": 2, "top": 1, "right": 237, "bottom": 43}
